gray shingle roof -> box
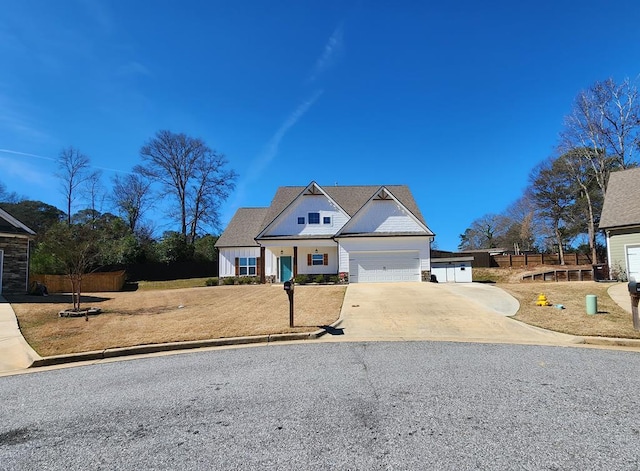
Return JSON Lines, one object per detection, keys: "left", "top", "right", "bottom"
{"left": 259, "top": 184, "right": 428, "bottom": 233}
{"left": 214, "top": 207, "right": 269, "bottom": 247}
{"left": 216, "top": 183, "right": 431, "bottom": 247}
{"left": 599, "top": 167, "right": 640, "bottom": 230}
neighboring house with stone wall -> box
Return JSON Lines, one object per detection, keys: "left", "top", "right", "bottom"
{"left": 599, "top": 167, "right": 640, "bottom": 282}
{"left": 0, "top": 207, "right": 36, "bottom": 294}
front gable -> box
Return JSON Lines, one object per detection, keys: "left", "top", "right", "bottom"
{"left": 257, "top": 182, "right": 350, "bottom": 238}
{"left": 337, "top": 187, "right": 433, "bottom": 236}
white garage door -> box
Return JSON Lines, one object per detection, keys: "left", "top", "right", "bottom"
{"left": 349, "top": 251, "right": 420, "bottom": 283}
{"left": 627, "top": 245, "right": 640, "bottom": 281}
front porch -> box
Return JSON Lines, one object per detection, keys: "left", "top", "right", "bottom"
{"left": 260, "top": 239, "right": 339, "bottom": 283}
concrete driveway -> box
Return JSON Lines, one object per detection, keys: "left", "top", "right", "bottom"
{"left": 324, "top": 282, "right": 580, "bottom": 345}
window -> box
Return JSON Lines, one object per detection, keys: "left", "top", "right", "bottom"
{"left": 307, "top": 253, "right": 328, "bottom": 266}
{"left": 239, "top": 257, "right": 256, "bottom": 276}
{"left": 298, "top": 217, "right": 305, "bottom": 224}
{"left": 308, "top": 212, "right": 320, "bottom": 224}
{"left": 323, "top": 216, "right": 331, "bottom": 225}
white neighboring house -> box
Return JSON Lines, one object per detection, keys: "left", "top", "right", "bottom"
{"left": 215, "top": 182, "right": 435, "bottom": 283}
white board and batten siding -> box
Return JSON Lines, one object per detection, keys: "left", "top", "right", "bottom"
{"left": 296, "top": 247, "right": 339, "bottom": 275}
{"left": 218, "top": 247, "right": 261, "bottom": 278}
{"left": 341, "top": 199, "right": 425, "bottom": 234}
{"left": 263, "top": 195, "right": 349, "bottom": 237}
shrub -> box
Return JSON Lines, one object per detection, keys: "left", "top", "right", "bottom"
{"left": 313, "top": 274, "right": 325, "bottom": 284}
{"left": 222, "top": 277, "right": 236, "bottom": 285}
{"left": 205, "top": 277, "right": 219, "bottom": 286}
{"left": 329, "top": 275, "right": 340, "bottom": 284}
{"left": 239, "top": 276, "right": 261, "bottom": 285}
{"left": 294, "top": 274, "right": 309, "bottom": 284}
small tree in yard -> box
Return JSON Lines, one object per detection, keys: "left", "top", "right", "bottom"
{"left": 38, "top": 222, "right": 101, "bottom": 316}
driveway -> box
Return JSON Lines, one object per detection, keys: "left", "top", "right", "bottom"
{"left": 324, "top": 282, "right": 580, "bottom": 345}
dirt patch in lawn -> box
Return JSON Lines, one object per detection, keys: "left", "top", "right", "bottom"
{"left": 499, "top": 281, "right": 639, "bottom": 339}
{"left": 8, "top": 285, "right": 345, "bottom": 357}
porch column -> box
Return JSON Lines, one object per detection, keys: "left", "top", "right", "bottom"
{"left": 293, "top": 246, "right": 298, "bottom": 278}
{"left": 260, "top": 246, "right": 266, "bottom": 284}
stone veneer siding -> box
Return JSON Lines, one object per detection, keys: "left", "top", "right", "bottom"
{"left": 0, "top": 235, "right": 30, "bottom": 294}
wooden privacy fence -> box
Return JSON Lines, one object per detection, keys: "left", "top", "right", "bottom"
{"left": 32, "top": 271, "right": 126, "bottom": 293}
{"left": 492, "top": 253, "right": 592, "bottom": 268}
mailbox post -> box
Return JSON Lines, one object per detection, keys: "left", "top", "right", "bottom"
{"left": 284, "top": 280, "right": 294, "bottom": 327}
{"left": 630, "top": 280, "right": 640, "bottom": 331}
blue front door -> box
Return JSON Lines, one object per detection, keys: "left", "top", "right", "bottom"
{"left": 281, "top": 256, "right": 292, "bottom": 281}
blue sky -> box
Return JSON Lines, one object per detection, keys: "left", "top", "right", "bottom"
{"left": 1, "top": 0, "right": 639, "bottom": 251}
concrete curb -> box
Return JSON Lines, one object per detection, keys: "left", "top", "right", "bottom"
{"left": 30, "top": 317, "right": 345, "bottom": 368}
{"left": 581, "top": 336, "right": 640, "bottom": 348}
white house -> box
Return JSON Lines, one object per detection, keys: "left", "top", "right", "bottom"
{"left": 215, "top": 182, "right": 435, "bottom": 283}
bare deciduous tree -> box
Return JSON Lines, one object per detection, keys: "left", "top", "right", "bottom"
{"left": 135, "top": 130, "right": 237, "bottom": 243}
{"left": 0, "top": 181, "right": 23, "bottom": 203}
{"left": 57, "top": 146, "right": 91, "bottom": 225}
{"left": 458, "top": 214, "right": 508, "bottom": 250}
{"left": 83, "top": 170, "right": 104, "bottom": 225}
{"left": 560, "top": 77, "right": 640, "bottom": 197}
{"left": 111, "top": 173, "right": 153, "bottom": 233}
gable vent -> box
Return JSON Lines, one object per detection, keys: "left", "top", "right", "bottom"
{"left": 374, "top": 189, "right": 392, "bottom": 200}
{"left": 304, "top": 184, "right": 323, "bottom": 195}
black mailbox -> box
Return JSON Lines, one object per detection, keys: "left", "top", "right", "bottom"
{"left": 629, "top": 279, "right": 640, "bottom": 331}
{"left": 284, "top": 280, "right": 294, "bottom": 327}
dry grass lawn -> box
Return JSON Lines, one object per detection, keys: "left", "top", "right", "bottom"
{"left": 8, "top": 285, "right": 345, "bottom": 357}
{"left": 502, "top": 281, "right": 638, "bottom": 339}
{"left": 473, "top": 268, "right": 637, "bottom": 338}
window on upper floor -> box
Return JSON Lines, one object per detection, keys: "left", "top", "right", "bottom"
{"left": 308, "top": 212, "right": 320, "bottom": 224}
{"left": 323, "top": 216, "right": 331, "bottom": 225}
{"left": 298, "top": 217, "right": 305, "bottom": 224}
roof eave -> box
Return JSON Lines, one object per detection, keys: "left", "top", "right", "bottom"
{"left": 599, "top": 223, "right": 640, "bottom": 231}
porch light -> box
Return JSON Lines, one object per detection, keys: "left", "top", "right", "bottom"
{"left": 314, "top": 248, "right": 318, "bottom": 253}
{"left": 280, "top": 250, "right": 284, "bottom": 255}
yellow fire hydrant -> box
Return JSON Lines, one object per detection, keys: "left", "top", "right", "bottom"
{"left": 536, "top": 293, "right": 552, "bottom": 306}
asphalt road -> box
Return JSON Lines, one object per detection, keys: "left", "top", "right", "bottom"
{"left": 2, "top": 342, "right": 640, "bottom": 470}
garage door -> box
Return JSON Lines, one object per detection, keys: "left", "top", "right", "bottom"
{"left": 627, "top": 245, "right": 640, "bottom": 281}
{"left": 349, "top": 251, "right": 420, "bottom": 283}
